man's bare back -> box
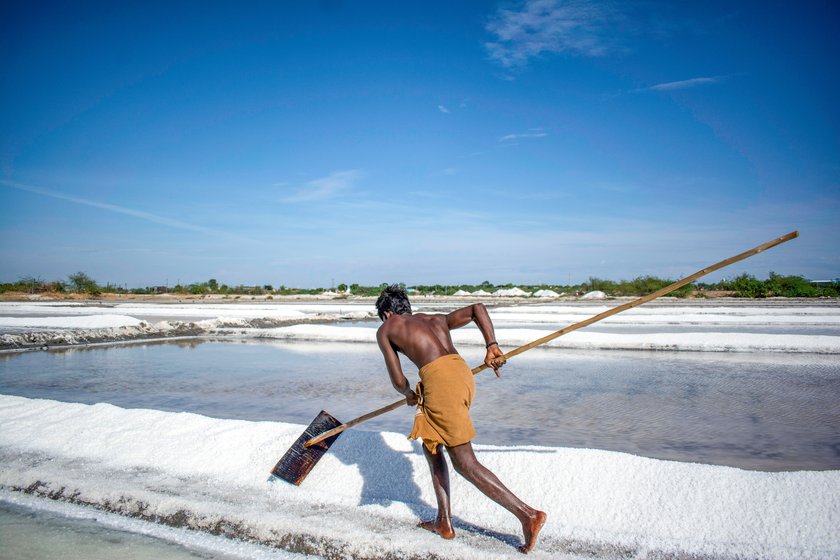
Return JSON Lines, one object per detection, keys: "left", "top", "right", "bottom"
{"left": 377, "top": 304, "right": 506, "bottom": 402}
{"left": 379, "top": 313, "right": 457, "bottom": 369}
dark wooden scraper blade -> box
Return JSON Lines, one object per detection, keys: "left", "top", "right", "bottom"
{"left": 271, "top": 410, "right": 343, "bottom": 485}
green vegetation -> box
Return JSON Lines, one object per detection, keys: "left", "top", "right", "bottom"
{"left": 1, "top": 273, "right": 837, "bottom": 298}
{"left": 0, "top": 276, "right": 65, "bottom": 294}
{"left": 704, "top": 272, "right": 835, "bottom": 298}
{"left": 582, "top": 276, "right": 695, "bottom": 298}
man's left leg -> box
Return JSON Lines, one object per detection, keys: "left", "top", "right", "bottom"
{"left": 447, "top": 442, "right": 546, "bottom": 553}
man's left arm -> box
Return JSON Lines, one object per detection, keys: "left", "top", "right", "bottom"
{"left": 446, "top": 304, "right": 506, "bottom": 375}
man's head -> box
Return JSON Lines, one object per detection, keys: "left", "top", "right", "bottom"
{"left": 376, "top": 284, "right": 411, "bottom": 320}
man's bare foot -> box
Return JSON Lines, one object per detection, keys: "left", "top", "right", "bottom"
{"left": 518, "top": 510, "right": 546, "bottom": 554}
{"left": 418, "top": 519, "right": 455, "bottom": 539}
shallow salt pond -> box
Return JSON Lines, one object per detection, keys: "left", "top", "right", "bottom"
{"left": 0, "top": 497, "right": 318, "bottom": 560}
{"left": 1, "top": 338, "right": 838, "bottom": 471}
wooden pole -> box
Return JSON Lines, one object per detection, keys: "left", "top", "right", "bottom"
{"left": 304, "top": 231, "right": 799, "bottom": 447}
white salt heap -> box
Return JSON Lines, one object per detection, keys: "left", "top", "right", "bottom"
{"left": 0, "top": 394, "right": 837, "bottom": 559}
{"left": 581, "top": 290, "right": 607, "bottom": 299}
{"left": 493, "top": 287, "right": 531, "bottom": 297}
{"left": 532, "top": 289, "right": 560, "bottom": 298}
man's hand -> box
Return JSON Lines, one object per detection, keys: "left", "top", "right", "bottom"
{"left": 484, "top": 344, "right": 507, "bottom": 377}
{"left": 404, "top": 389, "right": 419, "bottom": 406}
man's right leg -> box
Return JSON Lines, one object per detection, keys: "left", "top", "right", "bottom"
{"left": 419, "top": 443, "right": 455, "bottom": 539}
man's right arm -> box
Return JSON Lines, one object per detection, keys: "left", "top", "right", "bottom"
{"left": 376, "top": 325, "right": 418, "bottom": 405}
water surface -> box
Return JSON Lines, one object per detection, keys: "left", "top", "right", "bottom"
{"left": 2, "top": 339, "right": 837, "bottom": 471}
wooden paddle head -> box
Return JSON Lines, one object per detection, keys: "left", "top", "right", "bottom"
{"left": 271, "top": 410, "right": 343, "bottom": 485}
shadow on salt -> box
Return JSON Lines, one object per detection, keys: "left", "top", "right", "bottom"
{"left": 269, "top": 426, "right": 552, "bottom": 549}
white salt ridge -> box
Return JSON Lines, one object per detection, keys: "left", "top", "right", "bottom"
{"left": 2, "top": 302, "right": 838, "bottom": 352}
{"left": 0, "top": 315, "right": 366, "bottom": 350}
{"left": 489, "top": 311, "right": 840, "bottom": 326}
{"left": 249, "top": 325, "right": 840, "bottom": 353}
{"left": 0, "top": 314, "right": 144, "bottom": 329}
{"left": 489, "top": 305, "right": 840, "bottom": 327}
{"left": 0, "top": 302, "right": 372, "bottom": 320}
{"left": 0, "top": 394, "right": 837, "bottom": 559}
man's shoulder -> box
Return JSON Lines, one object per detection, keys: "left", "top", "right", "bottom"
{"left": 376, "top": 320, "right": 391, "bottom": 337}
{"left": 411, "top": 312, "right": 446, "bottom": 318}
{"left": 412, "top": 312, "right": 448, "bottom": 323}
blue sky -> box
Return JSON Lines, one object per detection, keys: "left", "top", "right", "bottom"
{"left": 1, "top": 1, "right": 837, "bottom": 288}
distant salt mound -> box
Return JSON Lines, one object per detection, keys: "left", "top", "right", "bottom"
{"left": 452, "top": 289, "right": 472, "bottom": 296}
{"left": 472, "top": 289, "right": 491, "bottom": 296}
{"left": 493, "top": 287, "right": 531, "bottom": 297}
{"left": 533, "top": 289, "right": 560, "bottom": 298}
{"left": 582, "top": 290, "right": 607, "bottom": 299}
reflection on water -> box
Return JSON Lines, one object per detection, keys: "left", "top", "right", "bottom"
{"left": 1, "top": 339, "right": 838, "bottom": 471}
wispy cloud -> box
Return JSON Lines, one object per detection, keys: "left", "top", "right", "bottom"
{"left": 1, "top": 179, "right": 251, "bottom": 241}
{"left": 437, "top": 104, "right": 450, "bottom": 113}
{"left": 281, "top": 169, "right": 362, "bottom": 203}
{"left": 635, "top": 76, "right": 725, "bottom": 93}
{"left": 485, "top": 0, "right": 613, "bottom": 68}
{"left": 499, "top": 129, "right": 548, "bottom": 142}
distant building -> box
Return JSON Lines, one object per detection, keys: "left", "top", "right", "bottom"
{"left": 809, "top": 279, "right": 840, "bottom": 286}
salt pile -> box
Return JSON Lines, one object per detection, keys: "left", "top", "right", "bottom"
{"left": 493, "top": 287, "right": 531, "bottom": 297}
{"left": 581, "top": 290, "right": 607, "bottom": 299}
{"left": 532, "top": 289, "right": 560, "bottom": 298}
{"left": 0, "top": 394, "right": 837, "bottom": 559}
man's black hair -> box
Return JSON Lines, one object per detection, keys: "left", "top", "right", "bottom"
{"left": 376, "top": 284, "right": 412, "bottom": 320}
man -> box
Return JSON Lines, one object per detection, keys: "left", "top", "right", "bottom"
{"left": 375, "top": 285, "right": 546, "bottom": 554}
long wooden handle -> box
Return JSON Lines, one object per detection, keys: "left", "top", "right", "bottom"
{"left": 304, "top": 230, "right": 799, "bottom": 447}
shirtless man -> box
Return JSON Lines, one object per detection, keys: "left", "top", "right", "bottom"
{"left": 375, "top": 285, "right": 546, "bottom": 554}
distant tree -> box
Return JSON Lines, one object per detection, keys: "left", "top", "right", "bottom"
{"left": 68, "top": 272, "right": 100, "bottom": 294}
{"left": 587, "top": 277, "right": 615, "bottom": 293}
{"left": 766, "top": 272, "right": 816, "bottom": 297}
{"left": 337, "top": 283, "right": 347, "bottom": 292}
{"left": 732, "top": 274, "right": 766, "bottom": 298}
{"left": 18, "top": 275, "right": 42, "bottom": 293}
{"left": 189, "top": 283, "right": 208, "bottom": 294}
{"left": 208, "top": 278, "right": 219, "bottom": 291}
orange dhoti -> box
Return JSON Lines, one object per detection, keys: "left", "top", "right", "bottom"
{"left": 408, "top": 354, "right": 476, "bottom": 454}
